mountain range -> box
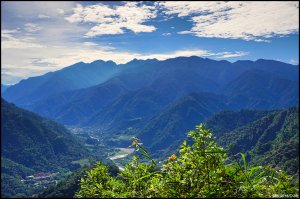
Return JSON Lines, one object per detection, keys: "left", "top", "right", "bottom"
{"left": 1, "top": 56, "right": 298, "bottom": 197}
{"left": 2, "top": 57, "right": 298, "bottom": 131}
{"left": 2, "top": 57, "right": 298, "bottom": 154}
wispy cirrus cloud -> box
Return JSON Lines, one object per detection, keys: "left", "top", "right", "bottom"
{"left": 2, "top": 29, "right": 45, "bottom": 49}
{"left": 162, "top": 32, "right": 171, "bottom": 36}
{"left": 214, "top": 51, "right": 248, "bottom": 59}
{"left": 158, "top": 1, "right": 299, "bottom": 42}
{"left": 2, "top": 28, "right": 248, "bottom": 84}
{"left": 38, "top": 14, "right": 50, "bottom": 19}
{"left": 24, "top": 23, "right": 43, "bottom": 32}
{"left": 65, "top": 2, "right": 157, "bottom": 37}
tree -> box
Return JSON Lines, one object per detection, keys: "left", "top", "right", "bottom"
{"left": 76, "top": 124, "right": 299, "bottom": 198}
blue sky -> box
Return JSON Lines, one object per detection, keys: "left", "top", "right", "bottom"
{"left": 1, "top": 1, "right": 299, "bottom": 84}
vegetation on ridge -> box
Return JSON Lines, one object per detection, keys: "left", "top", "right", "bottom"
{"left": 76, "top": 124, "right": 299, "bottom": 198}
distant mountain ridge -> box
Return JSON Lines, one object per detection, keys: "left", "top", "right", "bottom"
{"left": 2, "top": 57, "right": 298, "bottom": 147}
{"left": 2, "top": 58, "right": 161, "bottom": 107}
{"left": 2, "top": 60, "right": 118, "bottom": 105}
{"left": 3, "top": 56, "right": 297, "bottom": 129}
{"left": 223, "top": 69, "right": 299, "bottom": 110}
{"left": 1, "top": 84, "right": 11, "bottom": 93}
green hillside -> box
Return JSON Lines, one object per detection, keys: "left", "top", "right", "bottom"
{"left": 206, "top": 107, "right": 299, "bottom": 176}
{"left": 1, "top": 98, "right": 89, "bottom": 197}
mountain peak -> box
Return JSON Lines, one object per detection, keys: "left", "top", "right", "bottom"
{"left": 126, "top": 58, "right": 159, "bottom": 64}
{"left": 90, "top": 60, "right": 116, "bottom": 65}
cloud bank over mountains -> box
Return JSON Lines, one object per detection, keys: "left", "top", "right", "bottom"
{"left": 1, "top": 1, "right": 299, "bottom": 84}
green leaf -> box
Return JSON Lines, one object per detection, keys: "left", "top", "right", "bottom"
{"left": 240, "top": 153, "right": 247, "bottom": 171}
{"left": 229, "top": 143, "right": 234, "bottom": 151}
{"left": 170, "top": 188, "right": 177, "bottom": 194}
{"left": 137, "top": 144, "right": 148, "bottom": 154}
{"left": 140, "top": 151, "right": 151, "bottom": 160}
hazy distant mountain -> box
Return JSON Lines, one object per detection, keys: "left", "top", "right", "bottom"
{"left": 224, "top": 69, "right": 299, "bottom": 110}
{"left": 2, "top": 56, "right": 298, "bottom": 132}
{"left": 1, "top": 84, "right": 11, "bottom": 93}
{"left": 233, "top": 59, "right": 299, "bottom": 81}
{"left": 2, "top": 60, "right": 118, "bottom": 106}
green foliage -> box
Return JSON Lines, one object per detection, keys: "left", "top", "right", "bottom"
{"left": 1, "top": 98, "right": 89, "bottom": 172}
{"left": 209, "top": 107, "right": 299, "bottom": 176}
{"left": 76, "top": 124, "right": 299, "bottom": 198}
{"left": 38, "top": 165, "right": 91, "bottom": 198}
{"left": 1, "top": 158, "right": 34, "bottom": 178}
{"left": 1, "top": 98, "right": 90, "bottom": 197}
{"left": 37, "top": 163, "right": 119, "bottom": 198}
{"left": 139, "top": 92, "right": 228, "bottom": 157}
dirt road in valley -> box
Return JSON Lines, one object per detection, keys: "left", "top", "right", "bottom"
{"left": 109, "top": 147, "right": 135, "bottom": 160}
{"left": 109, "top": 147, "right": 135, "bottom": 170}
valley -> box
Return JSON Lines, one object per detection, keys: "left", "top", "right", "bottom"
{"left": 1, "top": 56, "right": 298, "bottom": 198}
{"left": 2, "top": 1, "right": 299, "bottom": 197}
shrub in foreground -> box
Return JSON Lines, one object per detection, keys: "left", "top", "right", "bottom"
{"left": 76, "top": 124, "right": 299, "bottom": 198}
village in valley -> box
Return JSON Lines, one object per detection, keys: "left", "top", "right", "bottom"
{"left": 21, "top": 172, "right": 59, "bottom": 189}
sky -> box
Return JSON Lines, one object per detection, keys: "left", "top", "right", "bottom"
{"left": 1, "top": 1, "right": 299, "bottom": 85}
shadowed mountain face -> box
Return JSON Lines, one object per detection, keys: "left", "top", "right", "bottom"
{"left": 206, "top": 107, "right": 299, "bottom": 176}
{"left": 138, "top": 106, "right": 298, "bottom": 176}
{"left": 1, "top": 98, "right": 91, "bottom": 198}
{"left": 223, "top": 69, "right": 299, "bottom": 110}
{"left": 2, "top": 56, "right": 299, "bottom": 139}
{"left": 1, "top": 98, "right": 88, "bottom": 171}
{"left": 1, "top": 84, "right": 11, "bottom": 93}
{"left": 137, "top": 92, "right": 228, "bottom": 154}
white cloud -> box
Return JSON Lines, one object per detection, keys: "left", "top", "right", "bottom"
{"left": 1, "top": 67, "right": 25, "bottom": 85}
{"left": 158, "top": 1, "right": 299, "bottom": 41}
{"left": 38, "top": 14, "right": 50, "bottom": 19}
{"left": 65, "top": 2, "right": 157, "bottom": 37}
{"left": 2, "top": 29, "right": 45, "bottom": 49}
{"left": 1, "top": 1, "right": 276, "bottom": 85}
{"left": 1, "top": 30, "right": 248, "bottom": 84}
{"left": 83, "top": 42, "right": 98, "bottom": 46}
{"left": 253, "top": 39, "right": 272, "bottom": 43}
{"left": 162, "top": 32, "right": 171, "bottom": 36}
{"left": 24, "top": 23, "right": 42, "bottom": 32}
{"left": 289, "top": 59, "right": 299, "bottom": 65}
{"left": 1, "top": 29, "right": 18, "bottom": 39}
{"left": 214, "top": 51, "right": 249, "bottom": 59}
{"left": 57, "top": 8, "right": 65, "bottom": 15}
{"left": 2, "top": 1, "right": 76, "bottom": 18}
{"left": 2, "top": 39, "right": 45, "bottom": 49}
